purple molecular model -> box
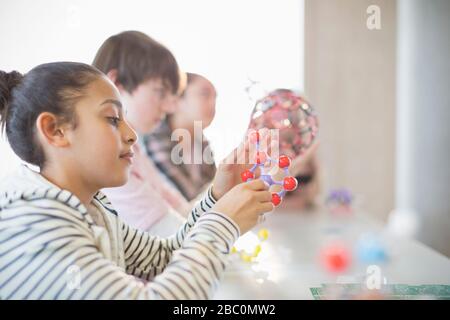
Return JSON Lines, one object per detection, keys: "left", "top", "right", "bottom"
{"left": 325, "top": 189, "right": 353, "bottom": 214}
{"left": 241, "top": 131, "right": 298, "bottom": 206}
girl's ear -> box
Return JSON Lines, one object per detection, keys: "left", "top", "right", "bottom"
{"left": 106, "top": 69, "right": 125, "bottom": 93}
{"left": 35, "top": 112, "right": 70, "bottom": 148}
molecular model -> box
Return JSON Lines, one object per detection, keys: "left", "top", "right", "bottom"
{"left": 318, "top": 234, "right": 388, "bottom": 275}
{"left": 356, "top": 234, "right": 388, "bottom": 265}
{"left": 319, "top": 241, "right": 352, "bottom": 274}
{"left": 240, "top": 131, "right": 298, "bottom": 206}
{"left": 231, "top": 228, "right": 269, "bottom": 263}
{"left": 248, "top": 89, "right": 319, "bottom": 159}
{"left": 325, "top": 188, "right": 353, "bottom": 215}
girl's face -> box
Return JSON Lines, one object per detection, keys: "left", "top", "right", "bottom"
{"left": 119, "top": 78, "right": 178, "bottom": 135}
{"left": 178, "top": 77, "right": 216, "bottom": 128}
{"left": 65, "top": 76, "right": 138, "bottom": 189}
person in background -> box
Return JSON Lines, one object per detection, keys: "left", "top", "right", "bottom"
{"left": 93, "top": 31, "right": 193, "bottom": 235}
{"left": 144, "top": 73, "right": 217, "bottom": 201}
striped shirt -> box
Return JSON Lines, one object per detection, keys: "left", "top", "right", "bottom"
{"left": 0, "top": 165, "right": 240, "bottom": 299}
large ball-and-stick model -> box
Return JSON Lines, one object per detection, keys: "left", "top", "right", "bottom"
{"left": 248, "top": 89, "right": 318, "bottom": 159}
{"left": 241, "top": 89, "right": 319, "bottom": 207}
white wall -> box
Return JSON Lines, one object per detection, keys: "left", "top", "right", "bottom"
{"left": 396, "top": 0, "right": 450, "bottom": 257}
{"left": 0, "top": 0, "right": 304, "bottom": 178}
{"left": 305, "top": 0, "right": 397, "bottom": 221}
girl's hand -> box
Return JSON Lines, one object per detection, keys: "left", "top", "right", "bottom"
{"left": 212, "top": 179, "right": 273, "bottom": 234}
{"left": 211, "top": 128, "right": 272, "bottom": 200}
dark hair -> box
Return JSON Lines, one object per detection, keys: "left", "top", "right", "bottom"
{"left": 0, "top": 62, "right": 103, "bottom": 167}
{"left": 93, "top": 31, "right": 180, "bottom": 94}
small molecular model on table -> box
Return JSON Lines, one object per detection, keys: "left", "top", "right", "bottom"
{"left": 319, "top": 241, "right": 352, "bottom": 274}
{"left": 325, "top": 188, "right": 353, "bottom": 215}
{"left": 240, "top": 131, "right": 298, "bottom": 207}
{"left": 231, "top": 228, "right": 269, "bottom": 263}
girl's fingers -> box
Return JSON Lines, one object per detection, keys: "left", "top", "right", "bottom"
{"left": 246, "top": 179, "right": 268, "bottom": 191}
{"left": 256, "top": 190, "right": 272, "bottom": 202}
{"left": 259, "top": 202, "right": 274, "bottom": 214}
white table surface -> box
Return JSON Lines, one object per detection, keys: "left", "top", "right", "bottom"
{"left": 213, "top": 208, "right": 450, "bottom": 299}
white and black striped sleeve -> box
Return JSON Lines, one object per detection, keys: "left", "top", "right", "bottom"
{"left": 121, "top": 186, "right": 220, "bottom": 278}
{"left": 124, "top": 211, "right": 240, "bottom": 299}
{"left": 0, "top": 199, "right": 239, "bottom": 299}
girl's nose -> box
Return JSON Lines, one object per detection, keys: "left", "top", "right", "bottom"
{"left": 123, "top": 120, "right": 138, "bottom": 145}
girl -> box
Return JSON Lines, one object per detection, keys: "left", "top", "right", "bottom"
{"left": 0, "top": 62, "right": 273, "bottom": 299}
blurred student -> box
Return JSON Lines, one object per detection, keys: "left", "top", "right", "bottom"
{"left": 144, "top": 73, "right": 217, "bottom": 201}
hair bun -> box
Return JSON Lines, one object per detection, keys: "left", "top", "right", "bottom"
{"left": 0, "top": 70, "right": 24, "bottom": 116}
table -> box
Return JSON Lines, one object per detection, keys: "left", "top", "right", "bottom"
{"left": 214, "top": 208, "right": 450, "bottom": 299}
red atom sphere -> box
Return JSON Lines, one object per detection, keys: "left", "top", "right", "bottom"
{"left": 278, "top": 155, "right": 291, "bottom": 168}
{"left": 241, "top": 169, "right": 254, "bottom": 182}
{"left": 271, "top": 193, "right": 282, "bottom": 206}
{"left": 283, "top": 176, "right": 298, "bottom": 191}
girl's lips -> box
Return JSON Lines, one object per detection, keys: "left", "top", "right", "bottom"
{"left": 120, "top": 152, "right": 135, "bottom": 164}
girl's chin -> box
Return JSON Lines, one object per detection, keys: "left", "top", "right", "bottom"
{"left": 104, "top": 173, "right": 130, "bottom": 188}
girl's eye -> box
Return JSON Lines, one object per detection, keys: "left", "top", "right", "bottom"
{"left": 107, "top": 117, "right": 121, "bottom": 127}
